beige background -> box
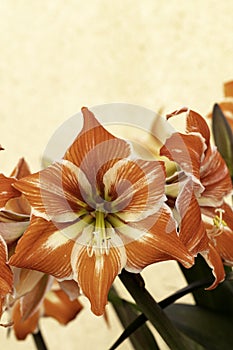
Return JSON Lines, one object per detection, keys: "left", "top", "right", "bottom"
{"left": 0, "top": 1, "right": 233, "bottom": 349}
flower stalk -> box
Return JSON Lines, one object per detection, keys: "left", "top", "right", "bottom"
{"left": 118, "top": 270, "right": 204, "bottom": 350}
{"left": 32, "top": 329, "right": 48, "bottom": 350}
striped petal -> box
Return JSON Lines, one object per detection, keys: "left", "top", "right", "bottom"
{"left": 9, "top": 217, "right": 74, "bottom": 280}
{"left": 64, "top": 106, "right": 131, "bottom": 166}
{"left": 176, "top": 180, "right": 208, "bottom": 255}
{"left": 71, "top": 244, "right": 126, "bottom": 316}
{"left": 103, "top": 158, "right": 166, "bottom": 221}
{"left": 160, "top": 132, "right": 205, "bottom": 193}
{"left": 199, "top": 148, "right": 232, "bottom": 206}
{"left": 13, "top": 161, "right": 91, "bottom": 222}
{"left": 124, "top": 206, "right": 194, "bottom": 272}
{"left": 64, "top": 107, "right": 132, "bottom": 187}
{"left": 0, "top": 235, "right": 13, "bottom": 296}
{"left": 214, "top": 227, "right": 233, "bottom": 265}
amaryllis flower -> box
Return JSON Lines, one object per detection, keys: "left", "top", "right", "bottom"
{"left": 9, "top": 107, "right": 193, "bottom": 315}
{"left": 159, "top": 108, "right": 233, "bottom": 287}
{"left": 160, "top": 108, "right": 232, "bottom": 207}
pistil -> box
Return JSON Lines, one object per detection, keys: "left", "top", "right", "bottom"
{"left": 87, "top": 211, "right": 111, "bottom": 257}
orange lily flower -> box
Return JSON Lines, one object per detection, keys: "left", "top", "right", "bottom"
{"left": 9, "top": 107, "right": 194, "bottom": 316}
{"left": 159, "top": 108, "right": 233, "bottom": 287}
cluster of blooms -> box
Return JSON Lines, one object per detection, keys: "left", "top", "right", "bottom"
{"left": 0, "top": 90, "right": 233, "bottom": 339}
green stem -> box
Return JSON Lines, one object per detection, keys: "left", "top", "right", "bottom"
{"left": 32, "top": 329, "right": 48, "bottom": 350}
{"left": 109, "top": 277, "right": 212, "bottom": 349}
{"left": 118, "top": 270, "right": 203, "bottom": 350}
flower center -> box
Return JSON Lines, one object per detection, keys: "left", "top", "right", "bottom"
{"left": 86, "top": 211, "right": 111, "bottom": 257}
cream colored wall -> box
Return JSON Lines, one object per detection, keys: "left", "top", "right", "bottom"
{"left": 0, "top": 1, "right": 232, "bottom": 349}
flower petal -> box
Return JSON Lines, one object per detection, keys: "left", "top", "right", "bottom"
{"left": 0, "top": 174, "right": 20, "bottom": 208}
{"left": 160, "top": 132, "right": 205, "bottom": 193}
{"left": 166, "top": 108, "right": 211, "bottom": 146}
{"left": 14, "top": 268, "right": 45, "bottom": 298}
{"left": 201, "top": 243, "right": 225, "bottom": 290}
{"left": 20, "top": 274, "right": 51, "bottom": 321}
{"left": 44, "top": 289, "right": 83, "bottom": 324}
{"left": 58, "top": 279, "right": 81, "bottom": 301}
{"left": 4, "top": 195, "right": 31, "bottom": 215}
{"left": 0, "top": 235, "right": 13, "bottom": 296}
{"left": 214, "top": 227, "right": 233, "bottom": 265}
{"left": 176, "top": 180, "right": 208, "bottom": 255}
{"left": 64, "top": 107, "right": 132, "bottom": 186}
{"left": 71, "top": 245, "right": 126, "bottom": 315}
{"left": 0, "top": 221, "right": 29, "bottom": 244}
{"left": 185, "top": 109, "right": 211, "bottom": 145}
{"left": 199, "top": 148, "right": 232, "bottom": 206}
{"left": 104, "top": 159, "right": 166, "bottom": 221}
{"left": 12, "top": 301, "right": 40, "bottom": 340}
{"left": 10, "top": 158, "right": 31, "bottom": 179}
{"left": 9, "top": 217, "right": 74, "bottom": 280}
{"left": 124, "top": 206, "right": 194, "bottom": 272}
{"left": 13, "top": 161, "right": 90, "bottom": 221}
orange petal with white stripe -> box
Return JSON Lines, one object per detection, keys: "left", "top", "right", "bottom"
{"left": 104, "top": 158, "right": 166, "bottom": 221}
{"left": 72, "top": 245, "right": 126, "bottom": 316}
{"left": 13, "top": 161, "right": 90, "bottom": 222}
{"left": 176, "top": 180, "right": 208, "bottom": 255}
{"left": 124, "top": 207, "right": 194, "bottom": 272}
{"left": 160, "top": 132, "right": 205, "bottom": 193}
{"left": 9, "top": 217, "right": 74, "bottom": 280}
{"left": 64, "top": 107, "right": 131, "bottom": 168}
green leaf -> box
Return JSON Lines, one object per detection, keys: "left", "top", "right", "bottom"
{"left": 109, "top": 286, "right": 159, "bottom": 350}
{"left": 179, "top": 255, "right": 233, "bottom": 314}
{"left": 212, "top": 103, "right": 233, "bottom": 177}
{"left": 119, "top": 270, "right": 205, "bottom": 350}
{"left": 165, "top": 303, "right": 233, "bottom": 350}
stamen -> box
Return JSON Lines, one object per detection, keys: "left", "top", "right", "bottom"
{"left": 86, "top": 211, "right": 112, "bottom": 257}
{"left": 208, "top": 208, "right": 228, "bottom": 240}
{"left": 213, "top": 208, "right": 227, "bottom": 229}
